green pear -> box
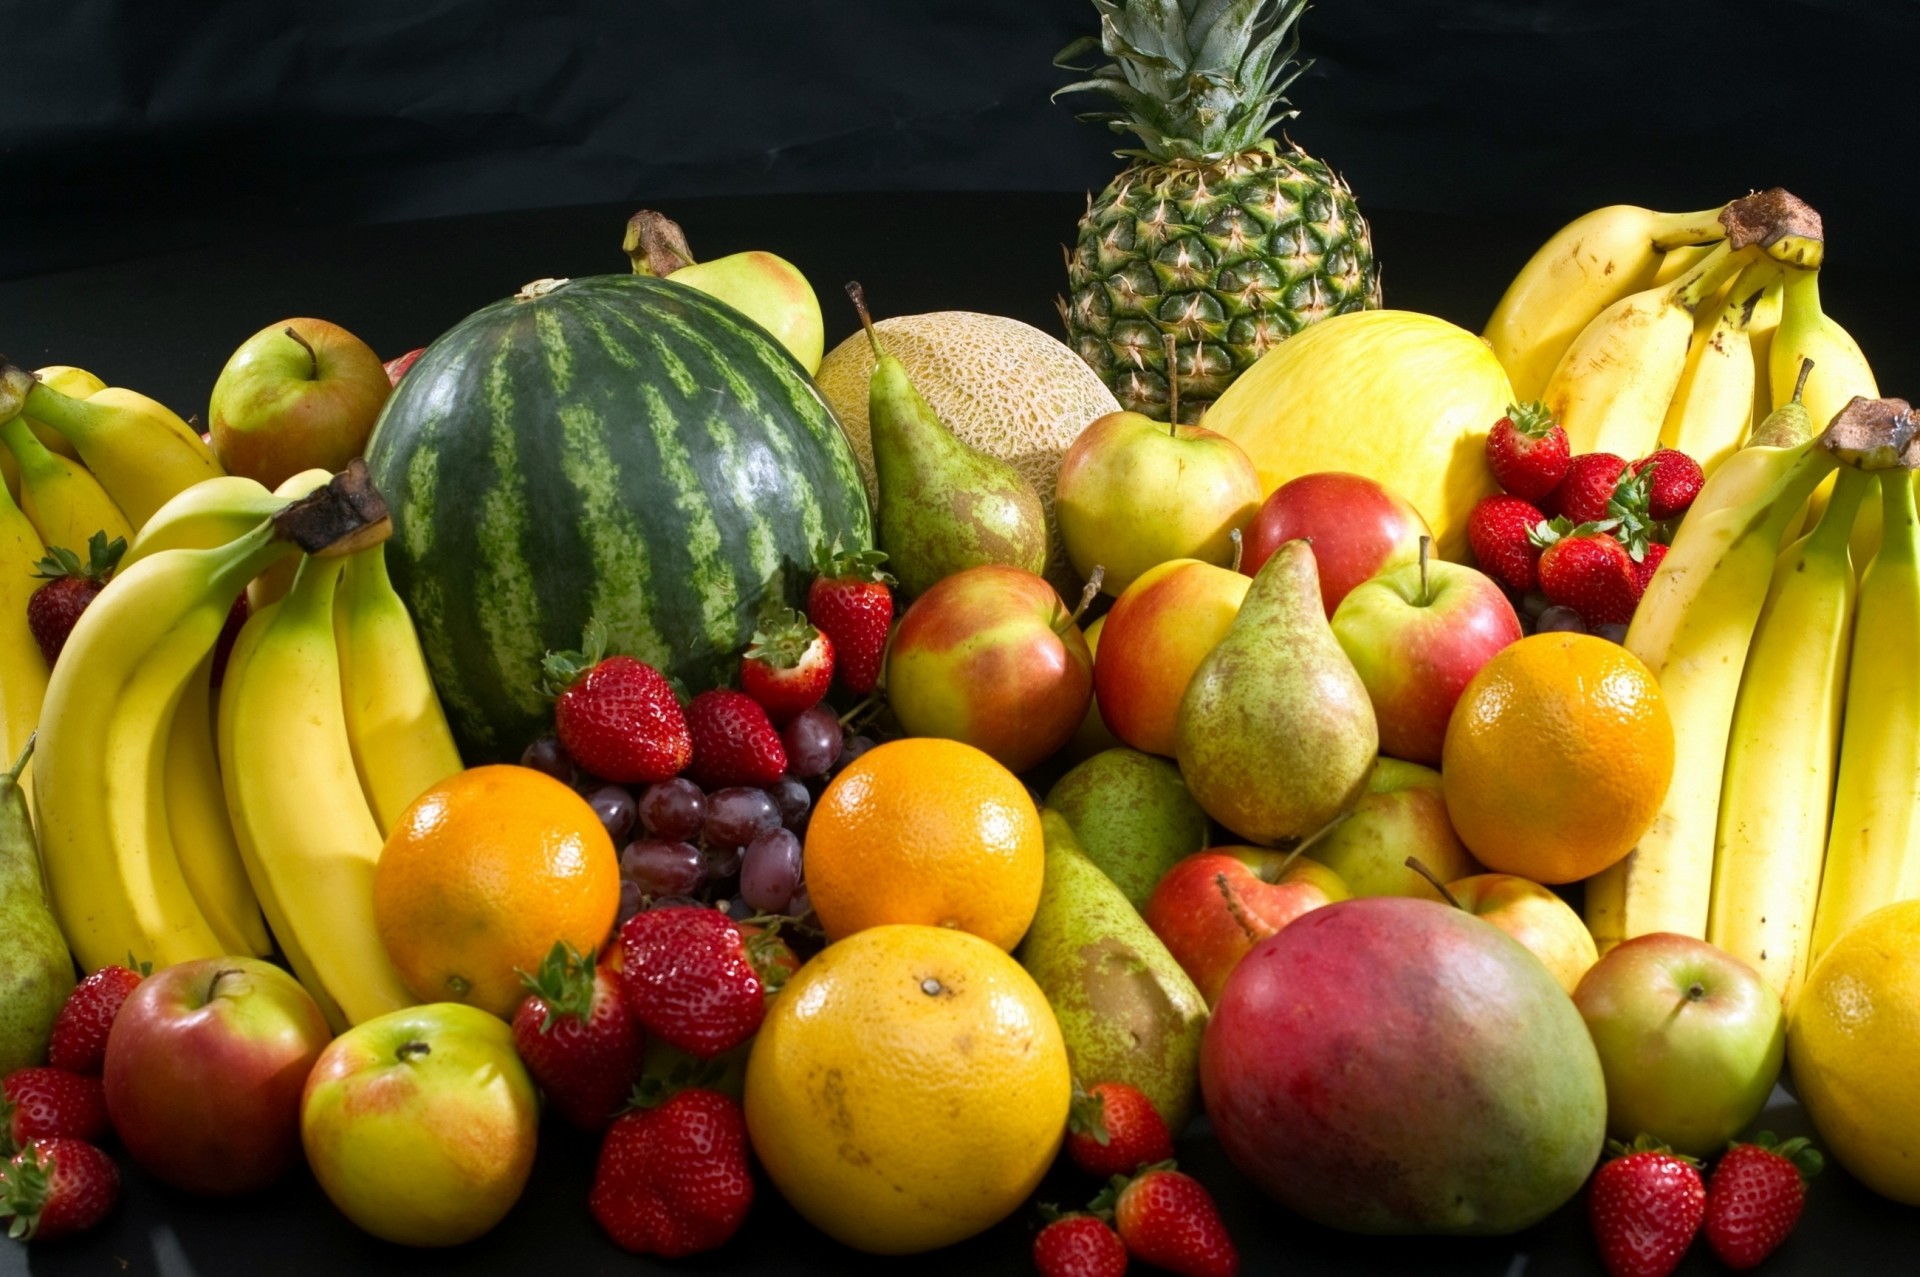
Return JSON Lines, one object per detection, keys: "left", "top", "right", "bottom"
{"left": 1176, "top": 539, "right": 1378, "bottom": 845}
{"left": 847, "top": 284, "right": 1048, "bottom": 597}
{"left": 1016, "top": 809, "right": 1208, "bottom": 1131}
{"left": 625, "top": 210, "right": 824, "bottom": 373}
{"left": 0, "top": 741, "right": 75, "bottom": 1072}
{"left": 1045, "top": 748, "right": 1209, "bottom": 910}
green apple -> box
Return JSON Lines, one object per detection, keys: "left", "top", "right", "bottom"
{"left": 1305, "top": 759, "right": 1480, "bottom": 902}
{"left": 1055, "top": 410, "right": 1262, "bottom": 596}
{"left": 301, "top": 1003, "right": 539, "bottom": 1247}
{"left": 1444, "top": 873, "right": 1598, "bottom": 994}
{"left": 1045, "top": 748, "right": 1211, "bottom": 909}
{"left": 625, "top": 210, "right": 823, "bottom": 373}
{"left": 209, "top": 318, "right": 392, "bottom": 490}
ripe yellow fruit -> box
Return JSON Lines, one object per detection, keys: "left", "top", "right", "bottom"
{"left": 744, "top": 924, "right": 1070, "bottom": 1254}
{"left": 815, "top": 311, "right": 1120, "bottom": 591}
{"left": 1789, "top": 899, "right": 1920, "bottom": 1204}
{"left": 1202, "top": 309, "right": 1514, "bottom": 560}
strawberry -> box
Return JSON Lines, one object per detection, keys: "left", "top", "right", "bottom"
{"left": 1067, "top": 1081, "right": 1174, "bottom": 1179}
{"left": 511, "top": 943, "right": 646, "bottom": 1132}
{"left": 617, "top": 905, "right": 768, "bottom": 1058}
{"left": 1631, "top": 541, "right": 1669, "bottom": 599}
{"left": 684, "top": 688, "right": 787, "bottom": 789}
{"left": 0, "top": 1138, "right": 118, "bottom": 1241}
{"left": 1587, "top": 1137, "right": 1705, "bottom": 1277}
{"left": 589, "top": 1087, "right": 753, "bottom": 1257}
{"left": 739, "top": 608, "right": 834, "bottom": 726}
{"left": 1631, "top": 449, "right": 1705, "bottom": 521}
{"left": 1034, "top": 1212, "right": 1129, "bottom": 1277}
{"left": 46, "top": 964, "right": 146, "bottom": 1075}
{"left": 1703, "top": 1132, "right": 1822, "bottom": 1270}
{"left": 1, "top": 1069, "right": 109, "bottom": 1152}
{"left": 1466, "top": 495, "right": 1547, "bottom": 593}
{"left": 1533, "top": 519, "right": 1639, "bottom": 627}
{"left": 1484, "top": 401, "right": 1571, "bottom": 500}
{"left": 542, "top": 618, "right": 691, "bottom": 785}
{"left": 1548, "top": 452, "right": 1628, "bottom": 524}
{"left": 26, "top": 531, "right": 126, "bottom": 667}
{"left": 807, "top": 545, "right": 895, "bottom": 695}
{"left": 1102, "top": 1164, "right": 1238, "bottom": 1277}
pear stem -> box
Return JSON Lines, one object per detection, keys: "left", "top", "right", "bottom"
{"left": 1229, "top": 527, "right": 1244, "bottom": 574}
{"left": 845, "top": 282, "right": 884, "bottom": 360}
{"left": 1792, "top": 356, "right": 1816, "bottom": 405}
{"left": 1163, "top": 332, "right": 1180, "bottom": 432}
{"left": 1278, "top": 810, "right": 1352, "bottom": 875}
{"left": 1059, "top": 567, "right": 1105, "bottom": 633}
{"left": 284, "top": 326, "right": 319, "bottom": 380}
{"left": 1404, "top": 856, "right": 1464, "bottom": 910}
{"left": 1416, "top": 536, "right": 1433, "bottom": 606}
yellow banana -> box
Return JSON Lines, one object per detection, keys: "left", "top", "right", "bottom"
{"left": 1770, "top": 269, "right": 1879, "bottom": 431}
{"left": 1660, "top": 261, "right": 1781, "bottom": 474}
{"left": 0, "top": 483, "right": 49, "bottom": 813}
{"left": 1708, "top": 465, "right": 1871, "bottom": 1005}
{"left": 1810, "top": 460, "right": 1920, "bottom": 965}
{"left": 1484, "top": 203, "right": 1729, "bottom": 401}
{"left": 34, "top": 521, "right": 297, "bottom": 971}
{"left": 164, "top": 653, "right": 272, "bottom": 957}
{"left": 1587, "top": 435, "right": 1839, "bottom": 950}
{"left": 249, "top": 469, "right": 333, "bottom": 611}
{"left": 220, "top": 553, "right": 415, "bottom": 1031}
{"left": 1544, "top": 240, "right": 1757, "bottom": 459}
{"left": 335, "top": 544, "right": 464, "bottom": 835}
{"left": 1652, "top": 242, "right": 1718, "bottom": 287}
{"left": 0, "top": 415, "right": 134, "bottom": 554}
{"left": 1747, "top": 275, "right": 1785, "bottom": 425}
{"left": 123, "top": 476, "right": 280, "bottom": 569}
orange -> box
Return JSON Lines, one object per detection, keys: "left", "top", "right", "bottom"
{"left": 803, "top": 738, "right": 1043, "bottom": 949}
{"left": 1441, "top": 632, "right": 1673, "bottom": 884}
{"left": 743, "top": 924, "right": 1070, "bottom": 1254}
{"left": 373, "top": 765, "right": 620, "bottom": 1018}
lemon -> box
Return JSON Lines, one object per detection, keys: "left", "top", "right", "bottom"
{"left": 743, "top": 924, "right": 1070, "bottom": 1254}
{"left": 1788, "top": 898, "right": 1920, "bottom": 1203}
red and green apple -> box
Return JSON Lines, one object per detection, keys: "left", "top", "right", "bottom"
{"left": 1240, "top": 472, "right": 1432, "bottom": 615}
{"left": 209, "top": 318, "right": 392, "bottom": 490}
{"left": 1143, "top": 847, "right": 1349, "bottom": 1006}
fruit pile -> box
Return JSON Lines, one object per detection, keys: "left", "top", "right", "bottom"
{"left": 4, "top": 0, "right": 1920, "bottom": 1273}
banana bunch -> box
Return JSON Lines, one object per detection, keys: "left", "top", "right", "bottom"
{"left": 31, "top": 465, "right": 461, "bottom": 1031}
{"left": 1486, "top": 189, "right": 1870, "bottom": 476}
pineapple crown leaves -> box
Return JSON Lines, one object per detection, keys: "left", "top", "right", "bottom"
{"left": 30, "top": 530, "right": 126, "bottom": 583}
{"left": 745, "top": 606, "right": 819, "bottom": 672}
{"left": 1503, "top": 401, "right": 1559, "bottom": 440}
{"left": 1604, "top": 465, "right": 1659, "bottom": 562}
{"left": 1055, "top": 0, "right": 1312, "bottom": 163}
{"left": 1734, "top": 1131, "right": 1825, "bottom": 1181}
{"left": 514, "top": 940, "right": 598, "bottom": 1033}
{"left": 814, "top": 540, "right": 895, "bottom": 587}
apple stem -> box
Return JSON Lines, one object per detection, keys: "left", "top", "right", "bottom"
{"left": 1404, "top": 856, "right": 1464, "bottom": 910}
{"left": 845, "top": 282, "right": 885, "bottom": 361}
{"left": 1059, "top": 567, "right": 1105, "bottom": 633}
{"left": 1417, "top": 536, "right": 1433, "bottom": 606}
{"left": 283, "top": 326, "right": 319, "bottom": 381}
{"left": 1229, "top": 527, "right": 1244, "bottom": 574}
{"left": 396, "top": 1040, "right": 432, "bottom": 1064}
{"left": 1163, "top": 332, "right": 1180, "bottom": 432}
{"left": 205, "top": 966, "right": 243, "bottom": 1000}
{"left": 1687, "top": 980, "right": 1707, "bottom": 1002}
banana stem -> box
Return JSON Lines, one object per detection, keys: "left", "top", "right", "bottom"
{"left": 1670, "top": 241, "right": 1755, "bottom": 314}
{"left": 1648, "top": 204, "right": 1736, "bottom": 253}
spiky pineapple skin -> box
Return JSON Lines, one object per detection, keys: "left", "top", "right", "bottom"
{"left": 1063, "top": 143, "right": 1381, "bottom": 423}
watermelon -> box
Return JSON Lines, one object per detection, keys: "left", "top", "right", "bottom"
{"left": 364, "top": 274, "right": 873, "bottom": 761}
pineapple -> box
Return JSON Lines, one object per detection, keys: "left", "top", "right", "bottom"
{"left": 1058, "top": 0, "right": 1381, "bottom": 422}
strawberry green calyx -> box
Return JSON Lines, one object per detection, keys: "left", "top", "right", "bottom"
{"left": 1603, "top": 466, "right": 1659, "bottom": 562}
{"left": 628, "top": 1056, "right": 731, "bottom": 1111}
{"left": 31, "top": 530, "right": 126, "bottom": 584}
{"left": 745, "top": 607, "right": 819, "bottom": 671}
{"left": 814, "top": 540, "right": 895, "bottom": 587}
{"left": 1068, "top": 1085, "right": 1115, "bottom": 1147}
{"left": 1606, "top": 1133, "right": 1700, "bottom": 1167}
{"left": 1528, "top": 515, "right": 1619, "bottom": 552}
{"left": 1736, "top": 1131, "right": 1824, "bottom": 1180}
{"left": 540, "top": 616, "right": 612, "bottom": 695}
{"left": 2, "top": 1144, "right": 54, "bottom": 1239}
{"left": 516, "top": 941, "right": 598, "bottom": 1032}
{"left": 1505, "top": 401, "right": 1559, "bottom": 439}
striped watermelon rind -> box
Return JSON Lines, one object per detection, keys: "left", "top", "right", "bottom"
{"left": 365, "top": 274, "right": 873, "bottom": 762}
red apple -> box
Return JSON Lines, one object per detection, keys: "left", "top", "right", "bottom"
{"left": 209, "top": 318, "right": 393, "bottom": 490}
{"left": 1241, "top": 472, "right": 1432, "bottom": 615}
{"left": 1055, "top": 410, "right": 1262, "bottom": 596}
{"left": 102, "top": 957, "right": 333, "bottom": 1196}
{"left": 1444, "top": 873, "right": 1598, "bottom": 994}
{"left": 1093, "top": 558, "right": 1249, "bottom": 757}
{"left": 1573, "top": 933, "right": 1785, "bottom": 1158}
{"left": 1143, "top": 848, "right": 1349, "bottom": 1007}
{"left": 886, "top": 564, "right": 1092, "bottom": 773}
{"left": 383, "top": 348, "right": 426, "bottom": 385}
{"left": 1330, "top": 547, "right": 1522, "bottom": 765}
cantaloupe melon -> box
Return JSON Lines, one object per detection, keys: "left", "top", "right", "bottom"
{"left": 815, "top": 312, "right": 1119, "bottom": 592}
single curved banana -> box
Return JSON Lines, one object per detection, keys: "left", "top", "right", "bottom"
{"left": 123, "top": 475, "right": 280, "bottom": 569}
{"left": 1586, "top": 436, "right": 1839, "bottom": 950}
{"left": 1746, "top": 275, "right": 1785, "bottom": 425}
{"left": 0, "top": 415, "right": 134, "bottom": 553}
{"left": 0, "top": 484, "right": 49, "bottom": 813}
{"left": 1485, "top": 203, "right": 1730, "bottom": 401}
{"left": 18, "top": 365, "right": 99, "bottom": 463}
{"left": 1810, "top": 465, "right": 1920, "bottom": 966}
{"left": 220, "top": 553, "right": 415, "bottom": 1031}
{"left": 249, "top": 469, "right": 333, "bottom": 611}
{"left": 335, "top": 545, "right": 464, "bottom": 835}
{"left": 34, "top": 521, "right": 297, "bottom": 971}
{"left": 1708, "top": 465, "right": 1871, "bottom": 1005}
{"left": 1651, "top": 242, "right": 1718, "bottom": 288}
{"left": 165, "top": 652, "right": 272, "bottom": 957}
{"left": 1660, "top": 260, "right": 1781, "bottom": 473}
{"left": 1544, "top": 241, "right": 1758, "bottom": 459}
{"left": 1770, "top": 268, "right": 1878, "bottom": 437}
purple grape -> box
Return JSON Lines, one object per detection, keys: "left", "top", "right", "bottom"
{"left": 781, "top": 705, "right": 843, "bottom": 778}
{"left": 783, "top": 883, "right": 814, "bottom": 919}
{"left": 740, "top": 828, "right": 802, "bottom": 912}
{"left": 1536, "top": 606, "right": 1588, "bottom": 635}
{"left": 705, "top": 845, "right": 744, "bottom": 880}
{"left": 841, "top": 735, "right": 876, "bottom": 767}
{"left": 767, "top": 776, "right": 811, "bottom": 830}
{"left": 621, "top": 839, "right": 704, "bottom": 898}
{"left": 1593, "top": 622, "right": 1630, "bottom": 645}
{"left": 521, "top": 736, "right": 573, "bottom": 783}
{"left": 638, "top": 778, "right": 705, "bottom": 841}
{"left": 617, "top": 878, "right": 648, "bottom": 926}
{"left": 704, "top": 787, "right": 781, "bottom": 849}
{"left": 1518, "top": 591, "right": 1552, "bottom": 621}
{"left": 586, "top": 785, "right": 638, "bottom": 843}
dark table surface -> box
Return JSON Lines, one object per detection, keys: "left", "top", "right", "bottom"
{"left": 0, "top": 192, "right": 1916, "bottom": 1273}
